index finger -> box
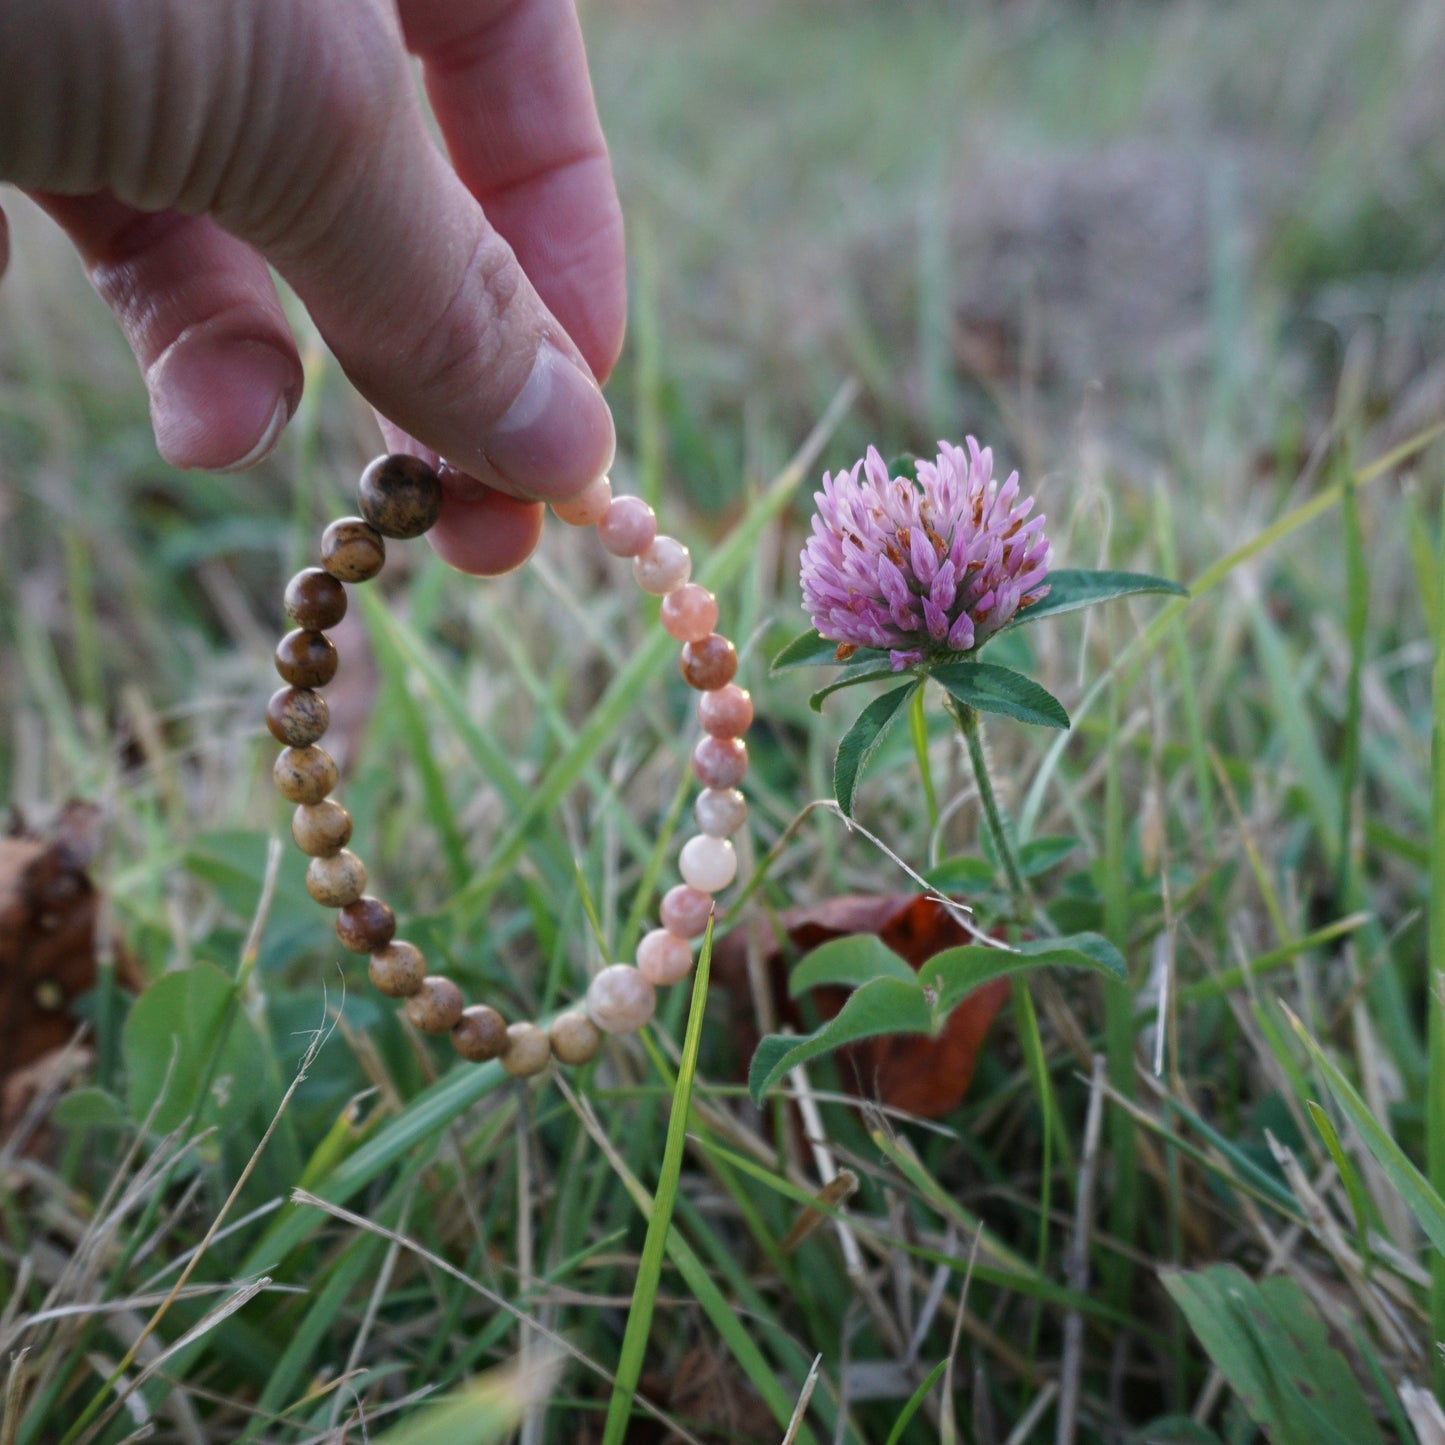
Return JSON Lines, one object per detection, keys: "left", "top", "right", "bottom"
{"left": 400, "top": 0, "right": 626, "bottom": 383}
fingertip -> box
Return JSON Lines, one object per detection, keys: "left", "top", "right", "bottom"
{"left": 149, "top": 334, "right": 302, "bottom": 472}
{"left": 426, "top": 484, "right": 545, "bottom": 576}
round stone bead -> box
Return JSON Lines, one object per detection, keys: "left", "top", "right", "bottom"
{"left": 453, "top": 1004, "right": 508, "bottom": 1060}
{"left": 266, "top": 686, "right": 329, "bottom": 746}
{"left": 358, "top": 453, "right": 443, "bottom": 539}
{"left": 680, "top": 633, "right": 737, "bottom": 691}
{"left": 660, "top": 884, "right": 713, "bottom": 939}
{"left": 633, "top": 536, "right": 691, "bottom": 595}
{"left": 695, "top": 787, "right": 747, "bottom": 838}
{"left": 292, "top": 800, "right": 352, "bottom": 856}
{"left": 284, "top": 568, "right": 348, "bottom": 631}
{"left": 679, "top": 834, "right": 737, "bottom": 893}
{"left": 404, "top": 976, "right": 464, "bottom": 1034}
{"left": 597, "top": 494, "right": 657, "bottom": 557}
{"left": 321, "top": 517, "right": 386, "bottom": 582}
{"left": 660, "top": 584, "right": 719, "bottom": 643}
{"left": 369, "top": 941, "right": 426, "bottom": 998}
{"left": 698, "top": 684, "right": 753, "bottom": 739}
{"left": 336, "top": 896, "right": 396, "bottom": 953}
{"left": 501, "top": 1021, "right": 552, "bottom": 1077}
{"left": 692, "top": 735, "right": 748, "bottom": 790}
{"left": 586, "top": 964, "right": 657, "bottom": 1035}
{"left": 305, "top": 849, "right": 367, "bottom": 907}
{"left": 637, "top": 928, "right": 693, "bottom": 986}
{"left": 273, "top": 745, "right": 338, "bottom": 804}
{"left": 549, "top": 1010, "right": 601, "bottom": 1065}
{"left": 551, "top": 475, "right": 612, "bottom": 527}
{"left": 275, "top": 629, "right": 338, "bottom": 688}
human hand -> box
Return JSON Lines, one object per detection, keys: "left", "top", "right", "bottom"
{"left": 0, "top": 0, "right": 624, "bottom": 575}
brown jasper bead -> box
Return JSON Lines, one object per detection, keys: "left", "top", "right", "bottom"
{"left": 369, "top": 941, "right": 426, "bottom": 998}
{"left": 403, "top": 976, "right": 465, "bottom": 1034}
{"left": 292, "top": 800, "right": 352, "bottom": 856}
{"left": 336, "top": 896, "right": 396, "bottom": 953}
{"left": 692, "top": 734, "right": 748, "bottom": 790}
{"left": 321, "top": 517, "right": 386, "bottom": 582}
{"left": 549, "top": 1010, "right": 601, "bottom": 1066}
{"left": 267, "top": 686, "right": 329, "bottom": 746}
{"left": 501, "top": 1021, "right": 552, "bottom": 1077}
{"left": 284, "top": 567, "right": 348, "bottom": 631}
{"left": 273, "top": 745, "right": 339, "bottom": 804}
{"left": 358, "top": 454, "right": 444, "bottom": 539}
{"left": 275, "top": 629, "right": 338, "bottom": 688}
{"left": 305, "top": 849, "right": 367, "bottom": 907}
{"left": 452, "top": 1004, "right": 508, "bottom": 1061}
{"left": 679, "top": 633, "right": 737, "bottom": 691}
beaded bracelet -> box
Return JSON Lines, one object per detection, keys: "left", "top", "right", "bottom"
{"left": 265, "top": 456, "right": 751, "bottom": 1078}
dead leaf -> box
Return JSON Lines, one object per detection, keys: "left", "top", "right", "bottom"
{"left": 712, "top": 894, "right": 1009, "bottom": 1118}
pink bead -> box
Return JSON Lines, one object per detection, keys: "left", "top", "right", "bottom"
{"left": 660, "top": 884, "right": 713, "bottom": 939}
{"left": 698, "top": 684, "right": 753, "bottom": 739}
{"left": 695, "top": 787, "right": 747, "bottom": 837}
{"left": 637, "top": 928, "right": 694, "bottom": 985}
{"left": 693, "top": 734, "right": 748, "bottom": 789}
{"left": 597, "top": 495, "right": 657, "bottom": 557}
{"left": 585, "top": 963, "right": 657, "bottom": 1034}
{"left": 679, "top": 834, "right": 737, "bottom": 893}
{"left": 660, "top": 584, "right": 719, "bottom": 643}
{"left": 633, "top": 536, "right": 691, "bottom": 595}
{"left": 552, "top": 475, "right": 612, "bottom": 526}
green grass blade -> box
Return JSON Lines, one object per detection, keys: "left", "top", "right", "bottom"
{"left": 884, "top": 1359, "right": 947, "bottom": 1445}
{"left": 601, "top": 924, "right": 715, "bottom": 1445}
{"left": 1430, "top": 491, "right": 1445, "bottom": 1392}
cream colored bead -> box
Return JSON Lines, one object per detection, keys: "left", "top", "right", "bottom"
{"left": 552, "top": 475, "right": 612, "bottom": 526}
{"left": 585, "top": 964, "right": 656, "bottom": 1034}
{"left": 695, "top": 788, "right": 747, "bottom": 838}
{"left": 678, "top": 834, "right": 737, "bottom": 893}
{"left": 501, "top": 1021, "right": 552, "bottom": 1077}
{"left": 632, "top": 535, "right": 691, "bottom": 595}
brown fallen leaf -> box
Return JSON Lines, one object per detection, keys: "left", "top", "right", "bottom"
{"left": 0, "top": 803, "right": 142, "bottom": 1141}
{"left": 712, "top": 894, "right": 1009, "bottom": 1118}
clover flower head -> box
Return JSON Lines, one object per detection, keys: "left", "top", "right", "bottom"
{"left": 799, "top": 439, "right": 1052, "bottom": 671}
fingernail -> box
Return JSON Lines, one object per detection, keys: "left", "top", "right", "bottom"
{"left": 482, "top": 341, "right": 615, "bottom": 502}
{"left": 216, "top": 395, "right": 288, "bottom": 473}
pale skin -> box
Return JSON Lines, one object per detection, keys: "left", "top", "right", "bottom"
{"left": 0, "top": 0, "right": 626, "bottom": 576}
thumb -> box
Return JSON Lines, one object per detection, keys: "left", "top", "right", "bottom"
{"left": 222, "top": 29, "right": 615, "bottom": 502}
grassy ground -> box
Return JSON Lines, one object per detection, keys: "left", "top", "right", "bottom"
{"left": 3, "top": 0, "right": 1445, "bottom": 1440}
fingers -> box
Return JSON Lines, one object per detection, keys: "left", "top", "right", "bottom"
{"left": 213, "top": 5, "right": 614, "bottom": 506}
{"left": 400, "top": 0, "right": 627, "bottom": 382}
{"left": 32, "top": 192, "right": 302, "bottom": 472}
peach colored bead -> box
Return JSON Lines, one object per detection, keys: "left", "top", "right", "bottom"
{"left": 404, "top": 976, "right": 465, "bottom": 1034}
{"left": 501, "top": 1022, "right": 552, "bottom": 1077}
{"left": 597, "top": 495, "right": 657, "bottom": 557}
{"left": 586, "top": 964, "right": 656, "bottom": 1035}
{"left": 633, "top": 536, "right": 691, "bottom": 595}
{"left": 305, "top": 849, "right": 367, "bottom": 907}
{"left": 637, "top": 928, "right": 694, "bottom": 986}
{"left": 695, "top": 788, "right": 747, "bottom": 838}
{"left": 452, "top": 1004, "right": 508, "bottom": 1060}
{"left": 660, "top": 584, "right": 719, "bottom": 643}
{"left": 369, "top": 941, "right": 426, "bottom": 998}
{"left": 660, "top": 884, "right": 713, "bottom": 939}
{"left": 679, "top": 834, "right": 737, "bottom": 893}
{"left": 692, "top": 735, "right": 748, "bottom": 789}
{"left": 550, "top": 1010, "right": 602, "bottom": 1065}
{"left": 552, "top": 475, "right": 612, "bottom": 527}
{"left": 699, "top": 684, "right": 753, "bottom": 739}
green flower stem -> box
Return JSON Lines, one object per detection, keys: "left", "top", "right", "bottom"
{"left": 942, "top": 692, "right": 1028, "bottom": 911}
{"left": 908, "top": 682, "right": 940, "bottom": 834}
